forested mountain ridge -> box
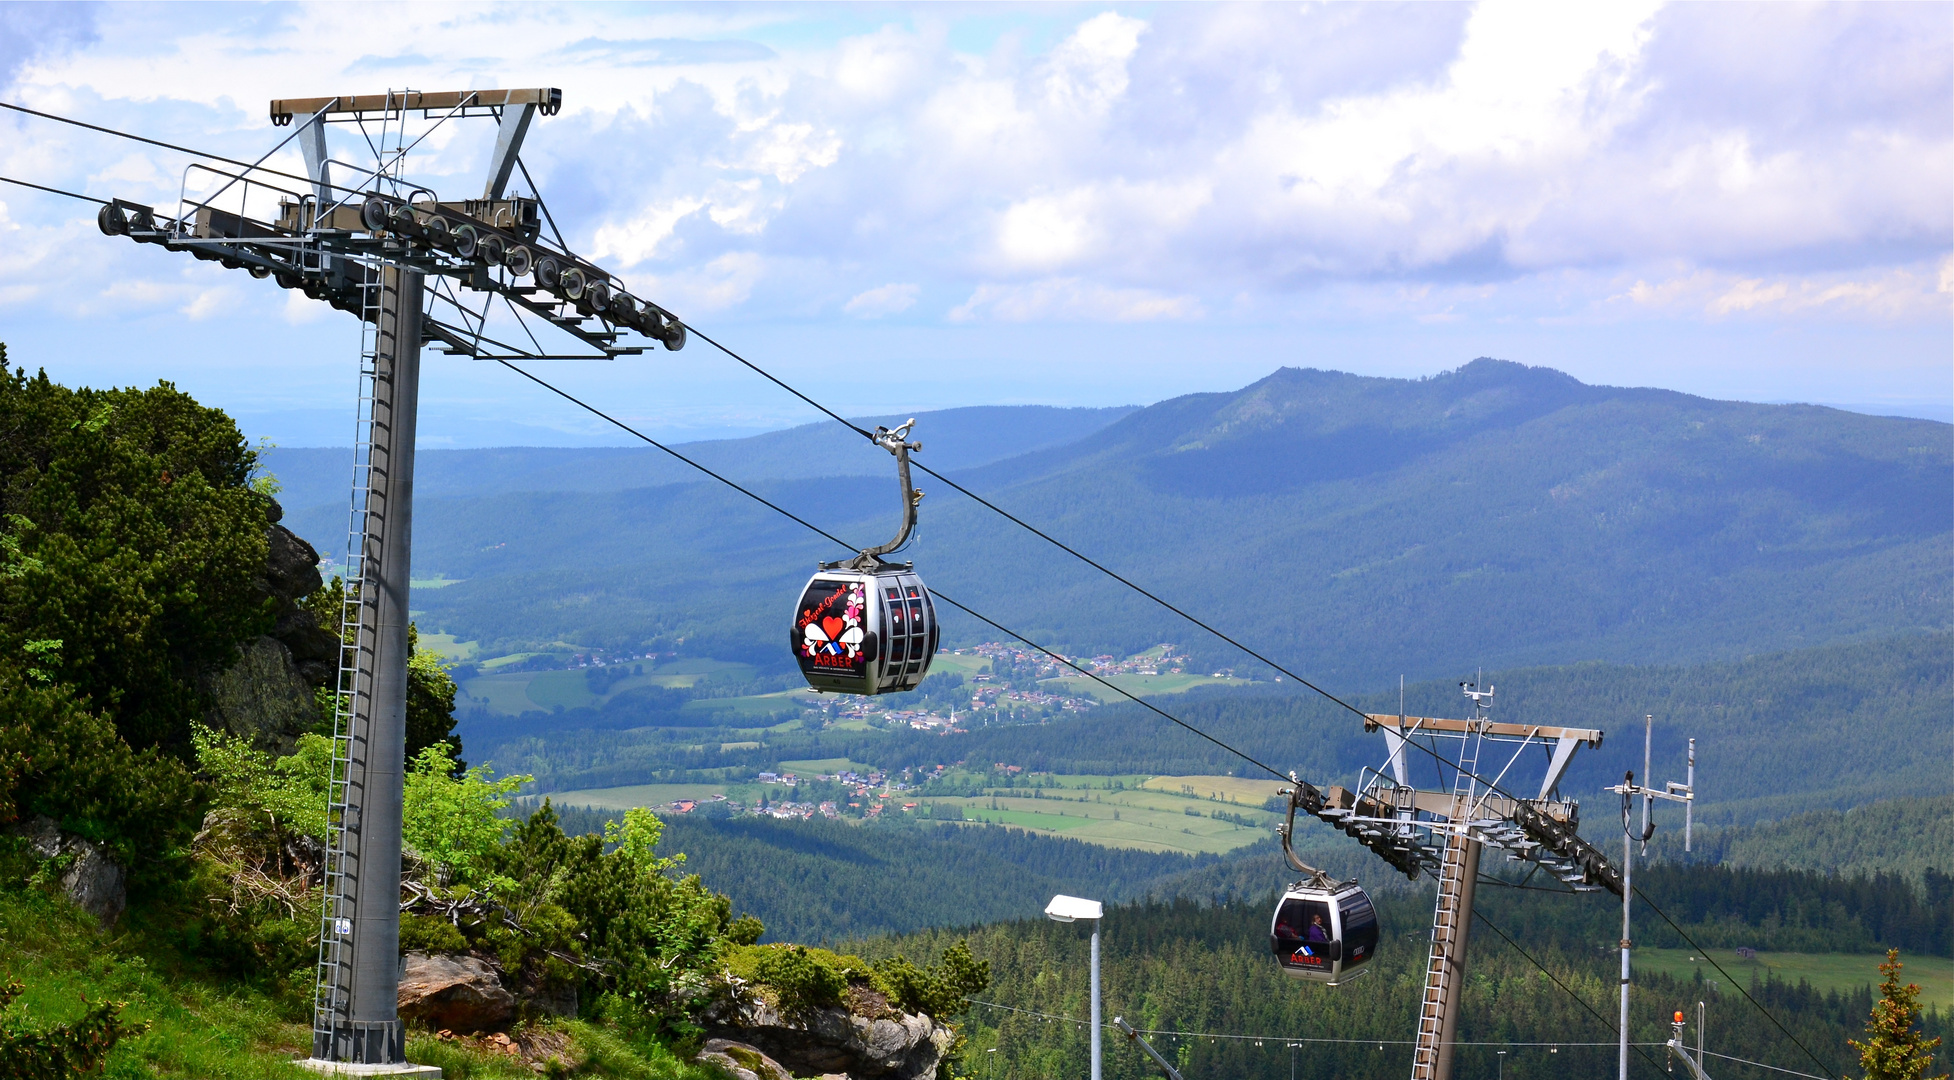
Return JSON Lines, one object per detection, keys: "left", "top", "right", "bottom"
{"left": 265, "top": 403, "right": 1136, "bottom": 509}
{"left": 345, "top": 360, "right": 1946, "bottom": 682}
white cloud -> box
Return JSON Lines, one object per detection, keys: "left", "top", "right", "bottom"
{"left": 1619, "top": 262, "right": 1952, "bottom": 320}
{"left": 0, "top": 1, "right": 1944, "bottom": 337}
{"left": 950, "top": 279, "right": 1202, "bottom": 323}
{"left": 844, "top": 283, "right": 918, "bottom": 318}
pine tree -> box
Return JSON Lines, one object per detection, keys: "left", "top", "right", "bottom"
{"left": 1850, "top": 949, "right": 1945, "bottom": 1080}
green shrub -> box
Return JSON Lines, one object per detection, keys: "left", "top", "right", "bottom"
{"left": 745, "top": 945, "right": 848, "bottom": 1014}
{"left": 0, "top": 979, "right": 149, "bottom": 1080}
{"left": 869, "top": 942, "right": 990, "bottom": 1020}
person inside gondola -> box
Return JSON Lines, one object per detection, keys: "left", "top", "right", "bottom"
{"left": 1304, "top": 913, "right": 1329, "bottom": 943}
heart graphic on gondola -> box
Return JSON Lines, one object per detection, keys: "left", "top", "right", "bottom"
{"left": 821, "top": 617, "right": 846, "bottom": 642}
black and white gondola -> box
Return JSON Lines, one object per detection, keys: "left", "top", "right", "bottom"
{"left": 1269, "top": 778, "right": 1380, "bottom": 985}
{"left": 790, "top": 420, "right": 938, "bottom": 695}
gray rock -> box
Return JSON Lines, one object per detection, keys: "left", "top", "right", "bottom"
{"left": 397, "top": 951, "right": 516, "bottom": 1033}
{"left": 204, "top": 635, "right": 320, "bottom": 755}
{"left": 12, "top": 815, "right": 126, "bottom": 927}
{"left": 707, "top": 995, "right": 952, "bottom": 1079}
{"left": 263, "top": 520, "right": 323, "bottom": 602}
{"left": 697, "top": 1039, "right": 794, "bottom": 1080}
{"left": 522, "top": 978, "right": 578, "bottom": 1020}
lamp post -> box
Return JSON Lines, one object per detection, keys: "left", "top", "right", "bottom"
{"left": 1046, "top": 894, "right": 1104, "bottom": 1080}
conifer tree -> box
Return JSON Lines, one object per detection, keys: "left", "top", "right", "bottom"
{"left": 1850, "top": 949, "right": 1945, "bottom": 1080}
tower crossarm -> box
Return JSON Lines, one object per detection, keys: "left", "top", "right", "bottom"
{"left": 1365, "top": 713, "right": 1603, "bottom": 747}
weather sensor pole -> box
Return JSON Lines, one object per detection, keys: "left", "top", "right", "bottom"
{"left": 94, "top": 87, "right": 686, "bottom": 1075}
{"left": 1608, "top": 716, "right": 1696, "bottom": 1080}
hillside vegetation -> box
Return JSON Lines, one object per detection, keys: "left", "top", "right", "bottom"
{"left": 322, "top": 361, "right": 1948, "bottom": 680}
{"left": 853, "top": 896, "right": 1946, "bottom": 1080}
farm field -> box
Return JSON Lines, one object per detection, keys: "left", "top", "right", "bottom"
{"left": 924, "top": 774, "right": 1282, "bottom": 855}
{"left": 536, "top": 771, "right": 1285, "bottom": 857}
{"left": 544, "top": 782, "right": 741, "bottom": 811}
{"left": 1041, "top": 671, "right": 1246, "bottom": 701}
{"left": 458, "top": 658, "right": 760, "bottom": 714}
{"left": 418, "top": 632, "right": 478, "bottom": 660}
{"left": 1636, "top": 948, "right": 1954, "bottom": 1010}
{"left": 777, "top": 758, "right": 876, "bottom": 775}
{"left": 1140, "top": 774, "right": 1289, "bottom": 805}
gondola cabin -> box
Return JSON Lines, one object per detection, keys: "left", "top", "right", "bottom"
{"left": 1269, "top": 881, "right": 1378, "bottom": 985}
{"left": 792, "top": 568, "right": 938, "bottom": 695}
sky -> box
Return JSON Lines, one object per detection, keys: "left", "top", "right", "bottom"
{"left": 0, "top": 1, "right": 1949, "bottom": 448}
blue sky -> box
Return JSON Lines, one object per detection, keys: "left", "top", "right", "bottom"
{"left": 1, "top": 1, "right": 1948, "bottom": 447}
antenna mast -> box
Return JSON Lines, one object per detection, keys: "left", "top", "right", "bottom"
{"left": 1608, "top": 714, "right": 1697, "bottom": 1080}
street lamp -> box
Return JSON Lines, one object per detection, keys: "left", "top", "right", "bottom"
{"left": 1046, "top": 894, "right": 1104, "bottom": 1080}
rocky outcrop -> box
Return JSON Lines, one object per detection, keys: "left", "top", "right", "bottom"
{"left": 203, "top": 498, "right": 342, "bottom": 753}
{"left": 704, "top": 993, "right": 954, "bottom": 1080}
{"left": 698, "top": 1039, "right": 796, "bottom": 1080}
{"left": 204, "top": 636, "right": 319, "bottom": 755}
{"left": 397, "top": 951, "right": 517, "bottom": 1033}
{"left": 13, "top": 815, "right": 126, "bottom": 927}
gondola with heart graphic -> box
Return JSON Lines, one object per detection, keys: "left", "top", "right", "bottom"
{"left": 788, "top": 419, "right": 938, "bottom": 695}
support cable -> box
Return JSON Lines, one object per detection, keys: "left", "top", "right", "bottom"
{"left": 491, "top": 358, "right": 1292, "bottom": 781}
{"left": 678, "top": 323, "right": 1562, "bottom": 804}
{"left": 1698, "top": 1048, "right": 1838, "bottom": 1080}
{"left": 0, "top": 100, "right": 370, "bottom": 202}
{"left": 1470, "top": 906, "right": 1668, "bottom": 1076}
{"left": 1631, "top": 884, "right": 1843, "bottom": 1079}
{"left": 488, "top": 358, "right": 1843, "bottom": 1079}
{"left": 0, "top": 175, "right": 107, "bottom": 204}
{"left": 965, "top": 999, "right": 1667, "bottom": 1049}
{"left": 0, "top": 99, "right": 1838, "bottom": 1072}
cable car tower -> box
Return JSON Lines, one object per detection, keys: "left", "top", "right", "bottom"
{"left": 1277, "top": 682, "right": 1633, "bottom": 1080}
{"left": 94, "top": 88, "right": 685, "bottom": 1075}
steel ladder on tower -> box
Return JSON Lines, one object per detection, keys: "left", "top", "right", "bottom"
{"left": 1411, "top": 721, "right": 1484, "bottom": 1078}
{"left": 310, "top": 255, "right": 386, "bottom": 1051}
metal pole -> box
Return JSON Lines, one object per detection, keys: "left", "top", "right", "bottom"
{"left": 1432, "top": 836, "right": 1481, "bottom": 1080}
{"left": 1685, "top": 739, "right": 1695, "bottom": 852}
{"left": 1091, "top": 924, "right": 1102, "bottom": 1080}
{"left": 322, "top": 265, "right": 423, "bottom": 1065}
{"left": 1621, "top": 794, "right": 1633, "bottom": 1080}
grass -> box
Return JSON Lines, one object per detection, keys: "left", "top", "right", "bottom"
{"left": 550, "top": 782, "right": 738, "bottom": 810}
{"left": 1637, "top": 947, "right": 1954, "bottom": 1010}
{"left": 778, "top": 758, "right": 875, "bottom": 774}
{"left": 1040, "top": 672, "right": 1245, "bottom": 701}
{"left": 0, "top": 880, "right": 731, "bottom": 1079}
{"left": 1139, "top": 774, "right": 1288, "bottom": 806}
{"left": 931, "top": 653, "right": 992, "bottom": 677}
{"left": 681, "top": 689, "right": 816, "bottom": 720}
{"left": 410, "top": 576, "right": 466, "bottom": 590}
{"left": 929, "top": 780, "right": 1278, "bottom": 855}
{"left": 420, "top": 632, "right": 480, "bottom": 660}
{"left": 0, "top": 882, "right": 314, "bottom": 1078}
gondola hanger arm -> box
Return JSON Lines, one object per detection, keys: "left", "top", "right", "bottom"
{"left": 837, "top": 419, "right": 924, "bottom": 571}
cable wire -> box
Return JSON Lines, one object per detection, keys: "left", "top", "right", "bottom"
{"left": 0, "top": 100, "right": 351, "bottom": 198}
{"left": 0, "top": 175, "right": 107, "bottom": 204}
{"left": 3, "top": 97, "right": 1838, "bottom": 1077}
{"left": 1471, "top": 905, "right": 1669, "bottom": 1076}
{"left": 490, "top": 358, "right": 1294, "bottom": 782}
{"left": 1699, "top": 1048, "right": 1838, "bottom": 1080}
{"left": 677, "top": 323, "right": 1597, "bottom": 816}
{"left": 965, "top": 998, "right": 1665, "bottom": 1049}
{"left": 487, "top": 359, "right": 1835, "bottom": 1078}
{"left": 491, "top": 360, "right": 857, "bottom": 552}
{"left": 1631, "top": 883, "right": 1843, "bottom": 1079}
